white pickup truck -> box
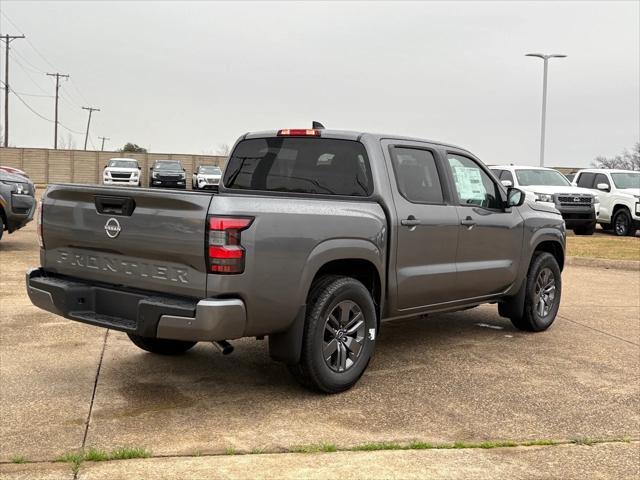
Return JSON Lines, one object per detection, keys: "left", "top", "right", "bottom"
{"left": 490, "top": 165, "right": 597, "bottom": 235}
{"left": 572, "top": 169, "right": 640, "bottom": 236}
{"left": 102, "top": 158, "right": 142, "bottom": 187}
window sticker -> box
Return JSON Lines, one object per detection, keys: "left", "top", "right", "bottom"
{"left": 451, "top": 165, "right": 486, "bottom": 201}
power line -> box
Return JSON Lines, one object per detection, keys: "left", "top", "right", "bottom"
{"left": 9, "top": 53, "right": 50, "bottom": 94}
{"left": 9, "top": 45, "right": 47, "bottom": 74}
{"left": 1, "top": 80, "right": 83, "bottom": 135}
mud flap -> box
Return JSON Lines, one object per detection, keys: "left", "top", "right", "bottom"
{"left": 268, "top": 305, "right": 306, "bottom": 364}
{"left": 498, "top": 278, "right": 526, "bottom": 320}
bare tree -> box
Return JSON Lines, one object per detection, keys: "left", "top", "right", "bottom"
{"left": 592, "top": 143, "right": 640, "bottom": 171}
{"left": 58, "top": 133, "right": 77, "bottom": 150}
{"left": 215, "top": 143, "right": 230, "bottom": 156}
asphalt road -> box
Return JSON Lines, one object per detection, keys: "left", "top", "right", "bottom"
{"left": 1, "top": 221, "right": 638, "bottom": 479}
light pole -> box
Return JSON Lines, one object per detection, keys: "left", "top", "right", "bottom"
{"left": 526, "top": 53, "right": 566, "bottom": 167}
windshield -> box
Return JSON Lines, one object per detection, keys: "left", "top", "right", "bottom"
{"left": 154, "top": 161, "right": 182, "bottom": 171}
{"left": 515, "top": 169, "right": 570, "bottom": 187}
{"left": 199, "top": 166, "right": 221, "bottom": 174}
{"left": 611, "top": 172, "right": 640, "bottom": 189}
{"left": 108, "top": 159, "right": 138, "bottom": 169}
{"left": 224, "top": 137, "right": 372, "bottom": 196}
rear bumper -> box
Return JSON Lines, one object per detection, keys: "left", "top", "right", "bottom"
{"left": 25, "top": 268, "right": 246, "bottom": 341}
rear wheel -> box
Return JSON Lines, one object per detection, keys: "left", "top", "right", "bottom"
{"left": 613, "top": 208, "right": 636, "bottom": 236}
{"left": 288, "top": 276, "right": 377, "bottom": 393}
{"left": 509, "top": 252, "right": 561, "bottom": 332}
{"left": 127, "top": 334, "right": 196, "bottom": 355}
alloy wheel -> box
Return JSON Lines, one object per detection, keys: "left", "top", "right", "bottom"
{"left": 535, "top": 267, "right": 556, "bottom": 317}
{"left": 615, "top": 213, "right": 629, "bottom": 235}
{"left": 322, "top": 300, "right": 366, "bottom": 372}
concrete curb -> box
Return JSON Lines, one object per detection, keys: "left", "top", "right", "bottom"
{"left": 566, "top": 256, "right": 640, "bottom": 271}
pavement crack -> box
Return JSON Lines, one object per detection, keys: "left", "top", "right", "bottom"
{"left": 81, "top": 329, "right": 109, "bottom": 449}
{"left": 559, "top": 315, "right": 639, "bottom": 347}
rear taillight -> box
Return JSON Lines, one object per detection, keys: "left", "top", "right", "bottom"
{"left": 207, "top": 216, "right": 253, "bottom": 274}
{"left": 36, "top": 201, "right": 44, "bottom": 248}
{"left": 277, "top": 129, "right": 321, "bottom": 137}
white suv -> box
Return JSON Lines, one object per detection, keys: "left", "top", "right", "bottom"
{"left": 491, "top": 165, "right": 598, "bottom": 235}
{"left": 572, "top": 169, "right": 640, "bottom": 236}
{"left": 102, "top": 158, "right": 141, "bottom": 187}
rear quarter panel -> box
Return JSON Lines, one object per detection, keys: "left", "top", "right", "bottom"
{"left": 206, "top": 194, "right": 387, "bottom": 336}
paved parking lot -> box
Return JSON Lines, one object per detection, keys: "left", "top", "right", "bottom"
{"left": 1, "top": 221, "right": 639, "bottom": 479}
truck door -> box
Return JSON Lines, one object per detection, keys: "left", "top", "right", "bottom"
{"left": 383, "top": 141, "right": 460, "bottom": 310}
{"left": 443, "top": 152, "right": 524, "bottom": 300}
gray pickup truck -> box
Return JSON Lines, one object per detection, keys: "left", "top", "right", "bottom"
{"left": 26, "top": 128, "right": 566, "bottom": 393}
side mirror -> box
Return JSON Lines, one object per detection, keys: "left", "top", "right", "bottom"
{"left": 506, "top": 187, "right": 525, "bottom": 207}
{"left": 596, "top": 183, "right": 610, "bottom": 192}
{"left": 138, "top": 166, "right": 141, "bottom": 170}
{"left": 501, "top": 179, "right": 513, "bottom": 188}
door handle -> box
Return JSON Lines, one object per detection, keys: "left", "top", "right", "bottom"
{"left": 401, "top": 216, "right": 420, "bottom": 227}
{"left": 460, "top": 216, "right": 476, "bottom": 227}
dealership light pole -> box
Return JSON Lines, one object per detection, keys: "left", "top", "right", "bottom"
{"left": 526, "top": 53, "right": 567, "bottom": 167}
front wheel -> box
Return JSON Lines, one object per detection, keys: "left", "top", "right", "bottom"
{"left": 509, "top": 252, "right": 562, "bottom": 332}
{"left": 127, "top": 334, "right": 196, "bottom": 355}
{"left": 613, "top": 209, "right": 636, "bottom": 236}
{"left": 288, "top": 276, "right": 377, "bottom": 393}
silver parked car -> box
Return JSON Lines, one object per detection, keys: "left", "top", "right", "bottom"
{"left": 192, "top": 165, "right": 222, "bottom": 190}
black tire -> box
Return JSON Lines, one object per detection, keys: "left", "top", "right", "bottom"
{"left": 573, "top": 224, "right": 595, "bottom": 235}
{"left": 127, "top": 334, "right": 196, "bottom": 355}
{"left": 612, "top": 208, "right": 636, "bottom": 237}
{"left": 0, "top": 214, "right": 4, "bottom": 241}
{"left": 288, "top": 276, "right": 377, "bottom": 394}
{"left": 510, "top": 252, "right": 562, "bottom": 332}
{"left": 600, "top": 222, "right": 612, "bottom": 231}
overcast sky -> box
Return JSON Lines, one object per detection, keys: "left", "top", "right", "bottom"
{"left": 1, "top": 1, "right": 638, "bottom": 167}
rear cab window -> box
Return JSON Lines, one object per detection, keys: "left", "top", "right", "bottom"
{"left": 223, "top": 137, "right": 373, "bottom": 196}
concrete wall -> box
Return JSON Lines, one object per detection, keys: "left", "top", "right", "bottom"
{"left": 0, "top": 148, "right": 227, "bottom": 188}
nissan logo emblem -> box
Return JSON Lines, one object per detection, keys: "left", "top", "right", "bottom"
{"left": 104, "top": 217, "right": 122, "bottom": 239}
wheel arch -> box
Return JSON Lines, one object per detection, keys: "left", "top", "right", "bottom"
{"left": 533, "top": 239, "right": 565, "bottom": 271}
{"left": 270, "top": 239, "right": 385, "bottom": 365}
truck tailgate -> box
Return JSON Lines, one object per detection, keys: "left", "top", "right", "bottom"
{"left": 41, "top": 184, "right": 212, "bottom": 298}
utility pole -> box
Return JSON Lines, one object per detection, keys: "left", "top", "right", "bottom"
{"left": 46, "top": 72, "right": 69, "bottom": 149}
{"left": 98, "top": 136, "right": 109, "bottom": 151}
{"left": 1, "top": 34, "right": 25, "bottom": 147}
{"left": 81, "top": 106, "right": 100, "bottom": 150}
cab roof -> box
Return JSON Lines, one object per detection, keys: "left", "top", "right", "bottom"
{"left": 241, "top": 129, "right": 473, "bottom": 154}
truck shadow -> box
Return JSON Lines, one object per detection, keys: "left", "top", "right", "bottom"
{"left": 99, "top": 307, "right": 519, "bottom": 414}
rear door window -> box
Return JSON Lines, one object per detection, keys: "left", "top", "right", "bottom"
{"left": 390, "top": 147, "right": 444, "bottom": 204}
{"left": 576, "top": 172, "right": 595, "bottom": 188}
{"left": 594, "top": 173, "right": 610, "bottom": 189}
{"left": 224, "top": 137, "right": 372, "bottom": 196}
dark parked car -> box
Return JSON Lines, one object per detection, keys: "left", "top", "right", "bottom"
{"left": 0, "top": 170, "right": 36, "bottom": 241}
{"left": 149, "top": 160, "right": 186, "bottom": 189}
